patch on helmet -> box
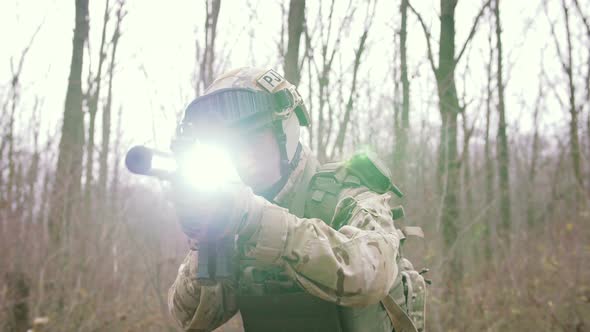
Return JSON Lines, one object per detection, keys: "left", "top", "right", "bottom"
{"left": 256, "top": 69, "right": 286, "bottom": 93}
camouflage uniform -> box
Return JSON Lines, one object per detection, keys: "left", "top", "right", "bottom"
{"left": 168, "top": 68, "right": 425, "bottom": 332}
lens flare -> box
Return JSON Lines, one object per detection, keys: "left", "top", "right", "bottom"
{"left": 181, "top": 143, "right": 239, "bottom": 191}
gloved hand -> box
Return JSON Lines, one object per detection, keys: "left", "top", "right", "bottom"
{"left": 170, "top": 180, "right": 263, "bottom": 241}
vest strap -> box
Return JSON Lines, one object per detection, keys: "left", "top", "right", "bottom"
{"left": 402, "top": 226, "right": 424, "bottom": 239}
{"left": 380, "top": 294, "right": 419, "bottom": 332}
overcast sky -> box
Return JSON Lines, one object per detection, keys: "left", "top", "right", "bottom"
{"left": 0, "top": 0, "right": 582, "bottom": 154}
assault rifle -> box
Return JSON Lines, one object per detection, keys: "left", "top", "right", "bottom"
{"left": 125, "top": 144, "right": 237, "bottom": 285}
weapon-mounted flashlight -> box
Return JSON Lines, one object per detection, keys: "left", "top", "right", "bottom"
{"left": 125, "top": 143, "right": 239, "bottom": 190}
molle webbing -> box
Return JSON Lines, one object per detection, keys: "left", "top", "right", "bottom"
{"left": 304, "top": 161, "right": 368, "bottom": 228}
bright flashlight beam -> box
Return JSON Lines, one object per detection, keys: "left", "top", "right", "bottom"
{"left": 181, "top": 143, "right": 239, "bottom": 191}
{"left": 151, "top": 153, "right": 178, "bottom": 174}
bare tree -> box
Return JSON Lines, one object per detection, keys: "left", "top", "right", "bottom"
{"left": 306, "top": 0, "right": 355, "bottom": 161}
{"left": 527, "top": 65, "right": 544, "bottom": 228}
{"left": 25, "top": 99, "right": 41, "bottom": 225}
{"left": 111, "top": 106, "right": 123, "bottom": 208}
{"left": 0, "top": 25, "right": 41, "bottom": 220}
{"left": 284, "top": 0, "right": 306, "bottom": 86}
{"left": 303, "top": 16, "right": 315, "bottom": 147}
{"left": 394, "top": 0, "right": 410, "bottom": 179}
{"left": 547, "top": 0, "right": 584, "bottom": 200}
{"left": 195, "top": 0, "right": 221, "bottom": 96}
{"left": 494, "top": 0, "right": 512, "bottom": 243}
{"left": 85, "top": 0, "right": 111, "bottom": 205}
{"left": 460, "top": 110, "right": 476, "bottom": 220}
{"left": 572, "top": 0, "right": 590, "bottom": 102}
{"left": 99, "top": 0, "right": 126, "bottom": 203}
{"left": 332, "top": 1, "right": 376, "bottom": 157}
{"left": 409, "top": 0, "right": 490, "bottom": 295}
{"left": 572, "top": 0, "right": 590, "bottom": 190}
{"left": 49, "top": 0, "right": 89, "bottom": 243}
{"left": 0, "top": 28, "right": 41, "bottom": 325}
{"left": 483, "top": 16, "right": 495, "bottom": 260}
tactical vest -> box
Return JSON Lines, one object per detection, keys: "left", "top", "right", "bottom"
{"left": 236, "top": 153, "right": 426, "bottom": 332}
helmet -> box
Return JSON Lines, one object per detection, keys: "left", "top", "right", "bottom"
{"left": 173, "top": 67, "right": 310, "bottom": 195}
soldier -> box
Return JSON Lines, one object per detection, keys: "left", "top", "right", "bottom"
{"left": 168, "top": 67, "right": 426, "bottom": 332}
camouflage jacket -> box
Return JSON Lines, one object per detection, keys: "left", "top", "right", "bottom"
{"left": 168, "top": 146, "right": 403, "bottom": 331}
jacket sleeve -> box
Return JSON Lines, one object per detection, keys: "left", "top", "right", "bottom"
{"left": 168, "top": 250, "right": 238, "bottom": 331}
{"left": 237, "top": 187, "right": 401, "bottom": 307}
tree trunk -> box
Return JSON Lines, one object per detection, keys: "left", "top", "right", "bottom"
{"left": 571, "top": 0, "right": 589, "bottom": 194}
{"left": 394, "top": 0, "right": 410, "bottom": 180}
{"left": 461, "top": 112, "right": 473, "bottom": 220}
{"left": 333, "top": 28, "right": 369, "bottom": 157}
{"left": 85, "top": 0, "right": 110, "bottom": 207}
{"left": 26, "top": 104, "right": 41, "bottom": 225}
{"left": 100, "top": 0, "right": 124, "bottom": 204}
{"left": 3, "top": 271, "right": 30, "bottom": 332}
{"left": 437, "top": 0, "right": 462, "bottom": 284}
{"left": 6, "top": 81, "right": 17, "bottom": 217}
{"left": 315, "top": 0, "right": 336, "bottom": 162}
{"left": 0, "top": 133, "right": 5, "bottom": 213}
{"left": 284, "top": 0, "right": 305, "bottom": 86}
{"left": 196, "top": 0, "right": 221, "bottom": 95}
{"left": 111, "top": 106, "right": 123, "bottom": 209}
{"left": 494, "top": 0, "right": 511, "bottom": 245}
{"left": 49, "top": 0, "right": 89, "bottom": 244}
{"left": 527, "top": 81, "right": 542, "bottom": 228}
{"left": 483, "top": 24, "right": 494, "bottom": 260}
{"left": 85, "top": 94, "right": 96, "bottom": 200}
{"left": 304, "top": 21, "right": 314, "bottom": 148}
{"left": 561, "top": 0, "right": 583, "bottom": 195}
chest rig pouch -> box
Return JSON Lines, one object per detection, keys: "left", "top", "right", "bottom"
{"left": 237, "top": 152, "right": 418, "bottom": 332}
{"left": 237, "top": 258, "right": 344, "bottom": 332}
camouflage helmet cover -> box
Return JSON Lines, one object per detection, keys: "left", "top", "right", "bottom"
{"left": 201, "top": 67, "right": 309, "bottom": 126}
{"left": 176, "top": 67, "right": 308, "bottom": 165}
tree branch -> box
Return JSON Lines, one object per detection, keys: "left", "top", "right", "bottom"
{"left": 454, "top": 0, "right": 491, "bottom": 65}
{"left": 332, "top": 0, "right": 375, "bottom": 157}
{"left": 408, "top": 2, "right": 437, "bottom": 75}
{"left": 572, "top": 0, "right": 590, "bottom": 37}
{"left": 545, "top": 1, "right": 568, "bottom": 73}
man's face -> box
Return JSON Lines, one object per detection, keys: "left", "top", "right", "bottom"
{"left": 231, "top": 127, "right": 282, "bottom": 193}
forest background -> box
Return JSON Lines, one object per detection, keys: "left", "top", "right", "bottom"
{"left": 1, "top": 0, "right": 589, "bottom": 331}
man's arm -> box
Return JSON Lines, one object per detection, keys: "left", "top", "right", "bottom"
{"left": 238, "top": 187, "right": 401, "bottom": 307}
{"left": 168, "top": 251, "right": 238, "bottom": 331}
{"left": 168, "top": 186, "right": 401, "bottom": 330}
